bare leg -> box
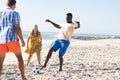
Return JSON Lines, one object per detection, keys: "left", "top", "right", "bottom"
{"left": 27, "top": 54, "right": 33, "bottom": 65}
{"left": 0, "top": 53, "right": 6, "bottom": 77}
{"left": 14, "top": 50, "right": 27, "bottom": 80}
{"left": 36, "top": 52, "right": 41, "bottom": 65}
{"left": 41, "top": 48, "right": 54, "bottom": 70}
{"left": 59, "top": 55, "right": 63, "bottom": 71}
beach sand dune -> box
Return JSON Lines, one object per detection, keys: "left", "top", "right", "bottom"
{"left": 1, "top": 39, "right": 120, "bottom": 80}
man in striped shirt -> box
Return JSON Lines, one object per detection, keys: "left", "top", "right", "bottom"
{"left": 0, "top": 0, "right": 26, "bottom": 80}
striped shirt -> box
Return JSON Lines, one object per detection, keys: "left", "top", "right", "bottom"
{"left": 0, "top": 7, "right": 20, "bottom": 43}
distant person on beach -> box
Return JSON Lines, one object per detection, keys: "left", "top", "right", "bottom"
{"left": 25, "top": 25, "right": 42, "bottom": 65}
{"left": 0, "top": 0, "right": 26, "bottom": 80}
{"left": 41, "top": 13, "right": 80, "bottom": 71}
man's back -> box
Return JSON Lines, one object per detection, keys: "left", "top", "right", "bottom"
{"left": 0, "top": 7, "right": 19, "bottom": 43}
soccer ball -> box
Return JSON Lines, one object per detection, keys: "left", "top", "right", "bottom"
{"left": 33, "top": 66, "right": 40, "bottom": 74}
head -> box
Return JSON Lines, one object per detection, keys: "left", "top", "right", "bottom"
{"left": 66, "top": 13, "right": 73, "bottom": 23}
{"left": 6, "top": 0, "right": 16, "bottom": 9}
{"left": 34, "top": 25, "right": 39, "bottom": 32}
{"left": 32, "top": 25, "right": 39, "bottom": 36}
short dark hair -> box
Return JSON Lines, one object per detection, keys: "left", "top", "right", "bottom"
{"left": 7, "top": 0, "right": 16, "bottom": 6}
{"left": 66, "top": 13, "right": 73, "bottom": 17}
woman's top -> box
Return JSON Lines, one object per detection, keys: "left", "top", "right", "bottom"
{"left": 25, "top": 32, "right": 42, "bottom": 54}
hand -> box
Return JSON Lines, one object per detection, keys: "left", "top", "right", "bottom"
{"left": 74, "top": 20, "right": 80, "bottom": 28}
{"left": 21, "top": 40, "right": 25, "bottom": 47}
{"left": 45, "top": 19, "right": 51, "bottom": 22}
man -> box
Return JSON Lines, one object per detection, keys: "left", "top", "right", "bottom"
{"left": 41, "top": 13, "right": 80, "bottom": 71}
{"left": 0, "top": 0, "right": 26, "bottom": 80}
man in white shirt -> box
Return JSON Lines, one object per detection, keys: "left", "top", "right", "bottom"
{"left": 41, "top": 13, "right": 80, "bottom": 71}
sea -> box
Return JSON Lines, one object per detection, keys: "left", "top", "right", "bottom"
{"left": 23, "top": 31, "right": 120, "bottom": 45}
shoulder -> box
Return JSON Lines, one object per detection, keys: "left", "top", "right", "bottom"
{"left": 70, "top": 22, "right": 77, "bottom": 28}
{"left": 0, "top": 11, "right": 2, "bottom": 14}
{"left": 72, "top": 22, "right": 77, "bottom": 25}
{"left": 28, "top": 32, "right": 32, "bottom": 37}
{"left": 12, "top": 11, "right": 20, "bottom": 16}
{"left": 7, "top": 8, "right": 20, "bottom": 16}
{"left": 29, "top": 32, "right": 32, "bottom": 35}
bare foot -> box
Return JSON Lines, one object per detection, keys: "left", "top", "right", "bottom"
{"left": 40, "top": 65, "right": 46, "bottom": 70}
{"left": 59, "top": 68, "right": 62, "bottom": 71}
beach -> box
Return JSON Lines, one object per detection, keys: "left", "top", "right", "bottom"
{"left": 1, "top": 39, "right": 120, "bottom": 80}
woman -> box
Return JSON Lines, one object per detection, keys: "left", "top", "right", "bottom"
{"left": 25, "top": 25, "right": 42, "bottom": 65}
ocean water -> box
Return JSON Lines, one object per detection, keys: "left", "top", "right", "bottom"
{"left": 22, "top": 31, "right": 58, "bottom": 45}
{"left": 23, "top": 31, "right": 58, "bottom": 40}
{"left": 22, "top": 31, "right": 120, "bottom": 45}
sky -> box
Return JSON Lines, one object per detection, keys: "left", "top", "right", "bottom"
{"left": 0, "top": 0, "right": 120, "bottom": 35}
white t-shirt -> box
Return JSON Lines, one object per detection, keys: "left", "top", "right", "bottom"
{"left": 58, "top": 22, "right": 78, "bottom": 41}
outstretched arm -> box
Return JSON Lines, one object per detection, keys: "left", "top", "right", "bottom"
{"left": 74, "top": 21, "right": 80, "bottom": 29}
{"left": 46, "top": 19, "right": 61, "bottom": 29}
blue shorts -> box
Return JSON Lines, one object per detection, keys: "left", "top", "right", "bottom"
{"left": 51, "top": 39, "right": 70, "bottom": 56}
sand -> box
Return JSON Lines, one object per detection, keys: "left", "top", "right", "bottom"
{"left": 1, "top": 39, "right": 120, "bottom": 80}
